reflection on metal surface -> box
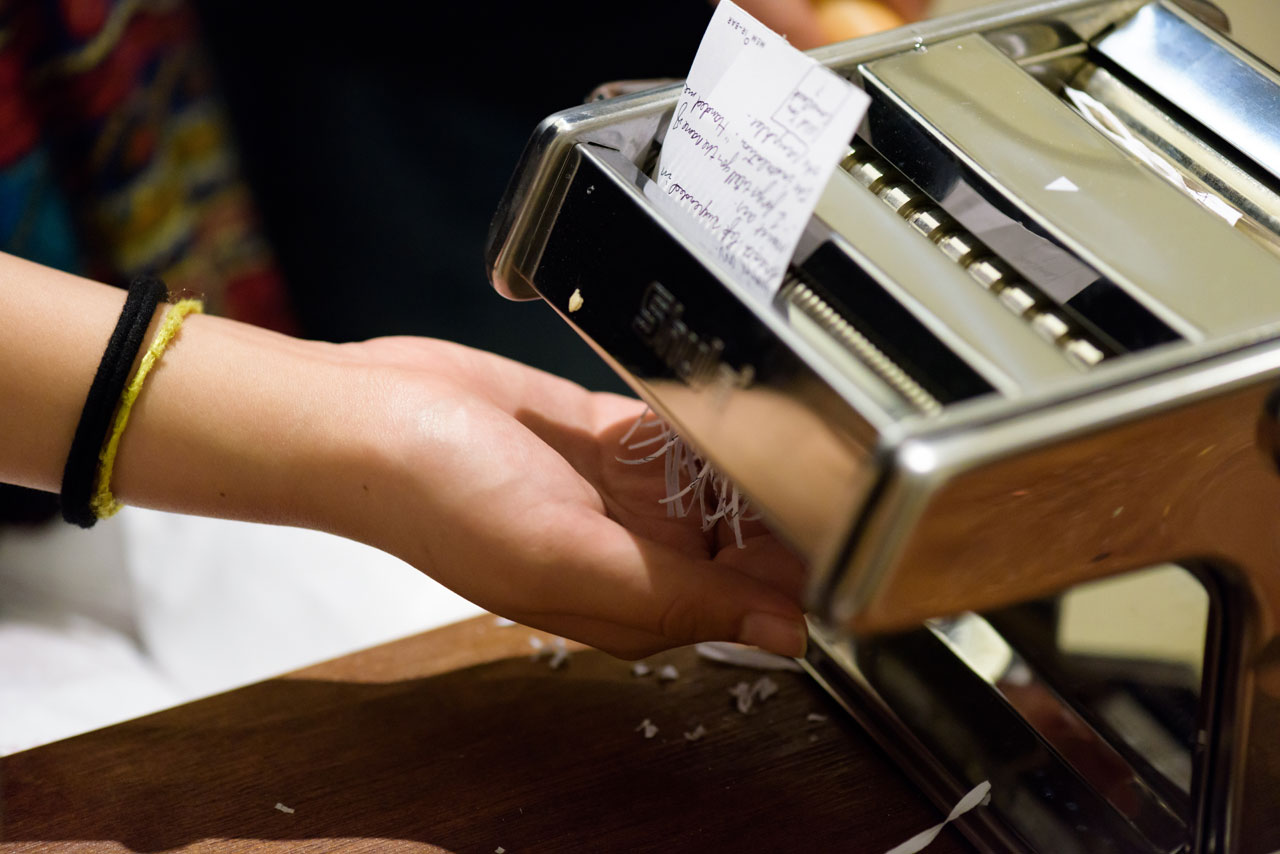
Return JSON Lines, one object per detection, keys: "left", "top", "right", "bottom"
{"left": 811, "top": 565, "right": 1209, "bottom": 853}
{"left": 860, "top": 32, "right": 1280, "bottom": 343}
{"left": 1095, "top": 1, "right": 1280, "bottom": 186}
{"left": 937, "top": 603, "right": 1192, "bottom": 845}
{"left": 807, "top": 616, "right": 1184, "bottom": 853}
{"left": 487, "top": 0, "right": 1280, "bottom": 849}
{"left": 586, "top": 78, "right": 681, "bottom": 102}
{"left": 1067, "top": 63, "right": 1280, "bottom": 257}
{"left": 836, "top": 141, "right": 1111, "bottom": 369}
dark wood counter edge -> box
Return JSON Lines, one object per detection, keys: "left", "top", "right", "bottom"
{"left": 1, "top": 615, "right": 972, "bottom": 853}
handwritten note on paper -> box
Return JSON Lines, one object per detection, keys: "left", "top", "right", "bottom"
{"left": 649, "top": 0, "right": 869, "bottom": 298}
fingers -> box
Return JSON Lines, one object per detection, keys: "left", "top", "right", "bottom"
{"left": 526, "top": 506, "right": 807, "bottom": 658}
{"left": 884, "top": 0, "right": 929, "bottom": 22}
{"left": 733, "top": 0, "right": 830, "bottom": 49}
{"left": 714, "top": 531, "right": 808, "bottom": 600}
{"left": 739, "top": 0, "right": 928, "bottom": 50}
{"left": 813, "top": 0, "right": 909, "bottom": 43}
{"left": 516, "top": 613, "right": 677, "bottom": 660}
{"left": 590, "top": 398, "right": 808, "bottom": 600}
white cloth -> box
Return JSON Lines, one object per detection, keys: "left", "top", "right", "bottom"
{"left": 0, "top": 507, "right": 480, "bottom": 755}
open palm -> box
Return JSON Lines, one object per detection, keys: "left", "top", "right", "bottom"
{"left": 345, "top": 337, "right": 807, "bottom": 659}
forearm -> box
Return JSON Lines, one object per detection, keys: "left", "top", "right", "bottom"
{"left": 0, "top": 254, "right": 136, "bottom": 492}
{"left": 0, "top": 252, "right": 580, "bottom": 552}
{"left": 110, "top": 307, "right": 371, "bottom": 530}
{"left": 0, "top": 252, "right": 374, "bottom": 534}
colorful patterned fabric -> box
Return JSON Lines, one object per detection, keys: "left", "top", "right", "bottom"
{"left": 0, "top": 0, "right": 293, "bottom": 331}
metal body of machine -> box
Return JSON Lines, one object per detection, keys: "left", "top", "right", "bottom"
{"left": 485, "top": 1, "right": 1280, "bottom": 850}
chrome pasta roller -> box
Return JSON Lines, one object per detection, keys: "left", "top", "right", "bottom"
{"left": 486, "top": 1, "right": 1280, "bottom": 850}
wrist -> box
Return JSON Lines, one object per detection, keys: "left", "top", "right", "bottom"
{"left": 109, "top": 314, "right": 377, "bottom": 533}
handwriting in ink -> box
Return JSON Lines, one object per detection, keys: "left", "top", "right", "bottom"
{"left": 724, "top": 17, "right": 766, "bottom": 47}
{"left": 773, "top": 68, "right": 849, "bottom": 145}
{"left": 738, "top": 138, "right": 794, "bottom": 181}
{"left": 666, "top": 183, "right": 721, "bottom": 234}
{"left": 671, "top": 102, "right": 723, "bottom": 160}
{"left": 692, "top": 99, "right": 729, "bottom": 137}
{"left": 650, "top": 0, "right": 867, "bottom": 296}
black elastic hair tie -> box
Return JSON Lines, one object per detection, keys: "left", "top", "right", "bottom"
{"left": 60, "top": 276, "right": 168, "bottom": 528}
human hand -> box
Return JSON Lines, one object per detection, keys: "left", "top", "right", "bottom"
{"left": 0, "top": 258, "right": 804, "bottom": 660}
{"left": 329, "top": 337, "right": 807, "bottom": 660}
{"left": 730, "top": 0, "right": 927, "bottom": 50}
{"left": 0, "top": 0, "right": 922, "bottom": 666}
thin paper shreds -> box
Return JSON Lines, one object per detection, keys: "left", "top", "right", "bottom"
{"left": 752, "top": 676, "right": 779, "bottom": 701}
{"left": 528, "top": 636, "right": 546, "bottom": 661}
{"left": 729, "top": 681, "right": 755, "bottom": 714}
{"left": 807, "top": 713, "right": 829, "bottom": 723}
{"left": 684, "top": 725, "right": 708, "bottom": 742}
{"left": 882, "top": 780, "right": 992, "bottom": 854}
{"left": 496, "top": 847, "right": 506, "bottom": 854}
{"left": 618, "top": 405, "right": 658, "bottom": 446}
{"left": 616, "top": 409, "right": 757, "bottom": 545}
{"left": 493, "top": 616, "right": 516, "bottom": 627}
{"left": 548, "top": 637, "right": 570, "bottom": 670}
{"left": 635, "top": 718, "right": 659, "bottom": 739}
{"left": 695, "top": 641, "right": 804, "bottom": 672}
{"left": 274, "top": 802, "right": 295, "bottom": 814}
{"left": 632, "top": 662, "right": 652, "bottom": 677}
{"left": 658, "top": 664, "right": 680, "bottom": 682}
{"left": 729, "top": 677, "right": 781, "bottom": 713}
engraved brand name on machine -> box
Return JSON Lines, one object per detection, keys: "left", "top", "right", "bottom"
{"left": 633, "top": 282, "right": 751, "bottom": 388}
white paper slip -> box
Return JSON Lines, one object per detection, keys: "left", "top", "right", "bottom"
{"left": 649, "top": 0, "right": 869, "bottom": 298}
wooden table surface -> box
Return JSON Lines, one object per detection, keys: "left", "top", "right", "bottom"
{"left": 1, "top": 616, "right": 971, "bottom": 853}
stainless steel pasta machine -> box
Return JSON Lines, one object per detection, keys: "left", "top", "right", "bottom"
{"left": 486, "top": 2, "right": 1280, "bottom": 849}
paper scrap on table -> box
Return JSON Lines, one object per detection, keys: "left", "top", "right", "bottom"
{"left": 548, "top": 636, "right": 570, "bottom": 670}
{"left": 695, "top": 641, "right": 804, "bottom": 672}
{"left": 649, "top": 0, "right": 868, "bottom": 297}
{"left": 684, "top": 724, "right": 708, "bottom": 741}
{"left": 274, "top": 802, "right": 295, "bottom": 814}
{"left": 728, "top": 675, "right": 780, "bottom": 713}
{"left": 882, "top": 780, "right": 991, "bottom": 854}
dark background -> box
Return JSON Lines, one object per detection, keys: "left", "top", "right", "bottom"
{"left": 193, "top": 1, "right": 716, "bottom": 391}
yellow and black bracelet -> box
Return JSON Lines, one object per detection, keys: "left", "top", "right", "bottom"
{"left": 60, "top": 277, "right": 167, "bottom": 527}
{"left": 59, "top": 276, "right": 203, "bottom": 527}
{"left": 90, "top": 294, "right": 203, "bottom": 519}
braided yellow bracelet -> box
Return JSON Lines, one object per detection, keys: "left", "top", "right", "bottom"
{"left": 90, "top": 298, "right": 204, "bottom": 519}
